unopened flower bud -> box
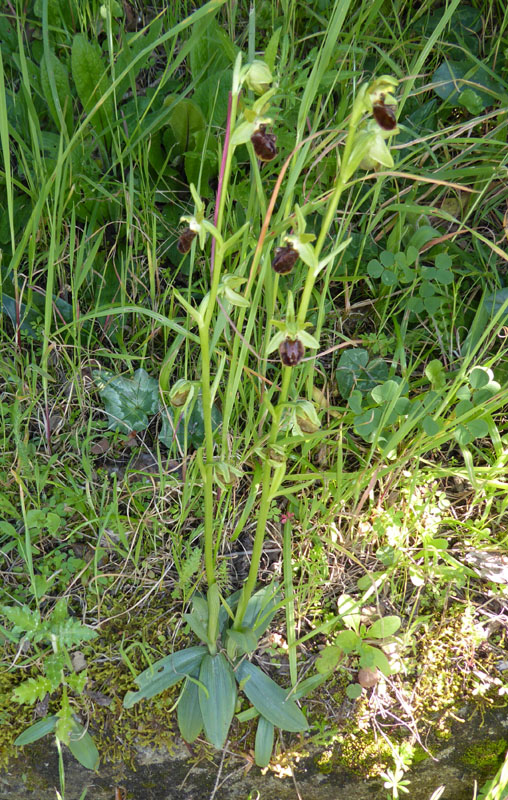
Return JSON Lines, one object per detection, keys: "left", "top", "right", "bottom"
{"left": 251, "top": 125, "right": 277, "bottom": 162}
{"left": 279, "top": 338, "right": 304, "bottom": 367}
{"left": 272, "top": 245, "right": 299, "bottom": 275}
{"left": 295, "top": 401, "right": 320, "bottom": 434}
{"left": 168, "top": 379, "right": 194, "bottom": 408}
{"left": 213, "top": 461, "right": 242, "bottom": 489}
{"left": 244, "top": 60, "right": 273, "bottom": 95}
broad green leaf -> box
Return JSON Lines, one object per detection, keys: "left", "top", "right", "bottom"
{"left": 255, "top": 716, "right": 274, "bottom": 768}
{"left": 123, "top": 646, "right": 206, "bottom": 707}
{"left": 335, "top": 629, "right": 360, "bottom": 653}
{"left": 14, "top": 715, "right": 58, "bottom": 746}
{"left": 337, "top": 593, "right": 361, "bottom": 632}
{"left": 71, "top": 34, "right": 113, "bottom": 137}
{"left": 159, "top": 393, "right": 222, "bottom": 449}
{"left": 408, "top": 225, "right": 437, "bottom": 251}
{"left": 183, "top": 596, "right": 211, "bottom": 646}
{"left": 336, "top": 349, "right": 388, "bottom": 399}
{"left": 236, "top": 661, "right": 308, "bottom": 733}
{"left": 199, "top": 653, "right": 236, "bottom": 749}
{"left": 359, "top": 644, "right": 392, "bottom": 676}
{"left": 315, "top": 645, "right": 342, "bottom": 675}
{"left": 178, "top": 678, "right": 203, "bottom": 743}
{"left": 166, "top": 97, "right": 206, "bottom": 155}
{"left": 114, "top": 18, "right": 164, "bottom": 100}
{"left": 367, "top": 259, "right": 383, "bottom": 279}
{"left": 189, "top": 15, "right": 236, "bottom": 82}
{"left": 346, "top": 683, "right": 362, "bottom": 700}
{"left": 68, "top": 721, "right": 99, "bottom": 770}
{"left": 422, "top": 416, "right": 442, "bottom": 436}
{"left": 432, "top": 59, "right": 502, "bottom": 109}
{"left": 94, "top": 368, "right": 159, "bottom": 433}
{"left": 469, "top": 366, "right": 492, "bottom": 390}
{"left": 226, "top": 628, "right": 258, "bottom": 655}
{"left": 242, "top": 583, "right": 280, "bottom": 639}
{"left": 371, "top": 380, "right": 400, "bottom": 405}
{"left": 41, "top": 50, "right": 72, "bottom": 135}
{"left": 367, "top": 616, "right": 401, "bottom": 639}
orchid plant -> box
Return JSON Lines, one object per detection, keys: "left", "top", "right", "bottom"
{"left": 124, "top": 54, "right": 399, "bottom": 764}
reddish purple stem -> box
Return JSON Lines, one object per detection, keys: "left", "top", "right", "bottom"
{"left": 211, "top": 91, "right": 233, "bottom": 277}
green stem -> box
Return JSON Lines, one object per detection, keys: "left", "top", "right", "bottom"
{"left": 234, "top": 115, "right": 364, "bottom": 629}
{"left": 200, "top": 91, "right": 240, "bottom": 647}
{"left": 233, "top": 367, "right": 292, "bottom": 629}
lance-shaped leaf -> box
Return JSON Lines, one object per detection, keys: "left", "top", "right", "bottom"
{"left": 236, "top": 661, "right": 308, "bottom": 732}
{"left": 123, "top": 646, "right": 206, "bottom": 707}
{"left": 14, "top": 715, "right": 58, "bottom": 746}
{"left": 255, "top": 715, "right": 274, "bottom": 767}
{"left": 178, "top": 677, "right": 203, "bottom": 743}
{"left": 199, "top": 653, "right": 236, "bottom": 749}
{"left": 242, "top": 583, "right": 280, "bottom": 639}
{"left": 68, "top": 719, "right": 99, "bottom": 771}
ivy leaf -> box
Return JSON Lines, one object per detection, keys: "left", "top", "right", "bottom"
{"left": 159, "top": 393, "right": 222, "bottom": 449}
{"left": 336, "top": 349, "right": 388, "bottom": 399}
{"left": 94, "top": 368, "right": 159, "bottom": 433}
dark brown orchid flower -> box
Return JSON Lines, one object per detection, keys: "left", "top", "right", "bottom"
{"left": 251, "top": 125, "right": 277, "bottom": 162}
{"left": 372, "top": 96, "right": 397, "bottom": 131}
{"left": 177, "top": 228, "right": 197, "bottom": 254}
{"left": 272, "top": 245, "right": 299, "bottom": 275}
{"left": 279, "top": 337, "right": 304, "bottom": 366}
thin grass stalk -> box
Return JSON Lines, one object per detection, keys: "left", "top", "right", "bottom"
{"left": 283, "top": 517, "right": 297, "bottom": 686}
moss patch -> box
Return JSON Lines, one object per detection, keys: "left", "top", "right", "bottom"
{"left": 462, "top": 738, "right": 507, "bottom": 771}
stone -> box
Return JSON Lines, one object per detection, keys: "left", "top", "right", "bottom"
{"left": 1, "top": 707, "right": 507, "bottom": 800}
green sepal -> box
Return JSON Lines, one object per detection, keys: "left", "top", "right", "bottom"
{"left": 236, "top": 661, "right": 308, "bottom": 732}
{"left": 123, "top": 646, "right": 207, "bottom": 707}
{"left": 199, "top": 653, "right": 236, "bottom": 749}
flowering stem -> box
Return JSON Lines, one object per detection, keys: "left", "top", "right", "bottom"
{"left": 200, "top": 90, "right": 239, "bottom": 648}
{"left": 233, "top": 367, "right": 292, "bottom": 630}
{"left": 234, "top": 110, "right": 366, "bottom": 632}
